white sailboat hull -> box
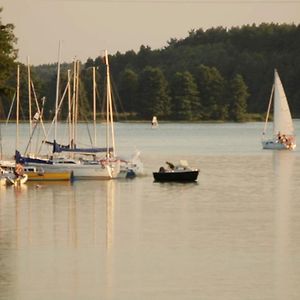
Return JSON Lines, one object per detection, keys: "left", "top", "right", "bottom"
{"left": 262, "top": 139, "right": 296, "bottom": 150}
{"left": 25, "top": 162, "right": 119, "bottom": 180}
{"left": 71, "top": 165, "right": 113, "bottom": 180}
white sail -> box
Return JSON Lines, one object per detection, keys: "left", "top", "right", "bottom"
{"left": 151, "top": 116, "right": 158, "bottom": 127}
{"left": 262, "top": 69, "right": 296, "bottom": 150}
{"left": 273, "top": 69, "right": 294, "bottom": 136}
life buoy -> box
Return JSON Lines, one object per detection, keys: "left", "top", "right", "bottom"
{"left": 15, "top": 164, "right": 24, "bottom": 176}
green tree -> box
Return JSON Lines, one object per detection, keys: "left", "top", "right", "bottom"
{"left": 228, "top": 74, "right": 249, "bottom": 121}
{"left": 81, "top": 61, "right": 102, "bottom": 117}
{"left": 118, "top": 68, "right": 138, "bottom": 112}
{"left": 194, "top": 65, "right": 227, "bottom": 120}
{"left": 0, "top": 7, "right": 18, "bottom": 119}
{"left": 170, "top": 71, "right": 200, "bottom": 120}
{"left": 84, "top": 58, "right": 94, "bottom": 69}
{"left": 77, "top": 78, "right": 90, "bottom": 120}
{"left": 136, "top": 45, "right": 153, "bottom": 70}
{"left": 137, "top": 66, "right": 171, "bottom": 119}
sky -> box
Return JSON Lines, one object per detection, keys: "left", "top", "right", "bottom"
{"left": 1, "top": 0, "right": 300, "bottom": 65}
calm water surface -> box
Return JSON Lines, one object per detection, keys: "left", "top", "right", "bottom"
{"left": 1, "top": 121, "right": 300, "bottom": 300}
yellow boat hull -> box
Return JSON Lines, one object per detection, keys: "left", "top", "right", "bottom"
{"left": 26, "top": 171, "right": 72, "bottom": 181}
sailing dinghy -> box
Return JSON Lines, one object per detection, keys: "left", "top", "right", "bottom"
{"left": 151, "top": 116, "right": 158, "bottom": 128}
{"left": 262, "top": 69, "right": 296, "bottom": 150}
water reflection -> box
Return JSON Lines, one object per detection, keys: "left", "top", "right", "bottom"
{"left": 273, "top": 151, "right": 295, "bottom": 300}
{"left": 105, "top": 181, "right": 115, "bottom": 300}
{"left": 0, "top": 180, "right": 118, "bottom": 300}
{"left": 63, "top": 180, "right": 116, "bottom": 250}
{"left": 106, "top": 181, "right": 115, "bottom": 250}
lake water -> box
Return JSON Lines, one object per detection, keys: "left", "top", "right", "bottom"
{"left": 1, "top": 121, "right": 300, "bottom": 300}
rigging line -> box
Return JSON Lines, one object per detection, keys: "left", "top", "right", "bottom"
{"left": 83, "top": 118, "right": 94, "bottom": 147}
{"left": 110, "top": 76, "right": 125, "bottom": 120}
{"left": 6, "top": 92, "right": 16, "bottom": 125}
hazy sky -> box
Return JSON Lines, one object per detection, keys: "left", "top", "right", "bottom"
{"left": 2, "top": 0, "right": 300, "bottom": 65}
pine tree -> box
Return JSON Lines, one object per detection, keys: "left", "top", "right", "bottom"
{"left": 137, "top": 66, "right": 171, "bottom": 119}
{"left": 170, "top": 71, "right": 200, "bottom": 120}
{"left": 0, "top": 7, "right": 18, "bottom": 119}
{"left": 228, "top": 74, "right": 249, "bottom": 122}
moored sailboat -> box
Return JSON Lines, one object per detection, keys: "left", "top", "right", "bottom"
{"left": 15, "top": 51, "right": 121, "bottom": 180}
{"left": 262, "top": 69, "right": 296, "bottom": 150}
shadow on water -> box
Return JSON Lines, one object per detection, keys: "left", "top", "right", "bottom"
{"left": 153, "top": 181, "right": 199, "bottom": 186}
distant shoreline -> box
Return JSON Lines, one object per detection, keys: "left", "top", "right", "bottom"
{"left": 0, "top": 113, "right": 269, "bottom": 123}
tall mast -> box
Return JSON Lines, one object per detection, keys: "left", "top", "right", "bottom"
{"left": 105, "top": 53, "right": 110, "bottom": 157}
{"left": 54, "top": 40, "right": 61, "bottom": 140}
{"left": 71, "top": 59, "right": 77, "bottom": 149}
{"left": 16, "top": 65, "right": 20, "bottom": 151}
{"left": 105, "top": 50, "right": 116, "bottom": 157}
{"left": 93, "top": 66, "right": 97, "bottom": 146}
{"left": 262, "top": 83, "right": 274, "bottom": 137}
{"left": 27, "top": 56, "right": 32, "bottom": 149}
{"left": 75, "top": 60, "right": 80, "bottom": 146}
{"left": 67, "top": 69, "right": 72, "bottom": 148}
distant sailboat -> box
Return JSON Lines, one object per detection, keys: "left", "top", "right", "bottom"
{"left": 262, "top": 69, "right": 296, "bottom": 150}
{"left": 151, "top": 116, "right": 158, "bottom": 128}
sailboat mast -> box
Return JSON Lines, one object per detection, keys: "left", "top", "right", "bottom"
{"left": 71, "top": 59, "right": 77, "bottom": 149}
{"left": 16, "top": 64, "right": 20, "bottom": 151}
{"left": 75, "top": 60, "right": 80, "bottom": 147}
{"left": 105, "top": 52, "right": 110, "bottom": 157}
{"left": 67, "top": 69, "right": 72, "bottom": 148}
{"left": 54, "top": 41, "right": 61, "bottom": 141}
{"left": 27, "top": 56, "right": 32, "bottom": 149}
{"left": 262, "top": 83, "right": 274, "bottom": 136}
{"left": 105, "top": 50, "right": 116, "bottom": 157}
{"left": 93, "top": 66, "right": 97, "bottom": 146}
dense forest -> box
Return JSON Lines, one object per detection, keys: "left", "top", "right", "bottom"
{"left": 0, "top": 7, "right": 300, "bottom": 122}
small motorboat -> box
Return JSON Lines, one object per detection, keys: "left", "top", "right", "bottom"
{"left": 1, "top": 163, "right": 28, "bottom": 186}
{"left": 153, "top": 161, "right": 199, "bottom": 182}
{"left": 5, "top": 174, "right": 28, "bottom": 186}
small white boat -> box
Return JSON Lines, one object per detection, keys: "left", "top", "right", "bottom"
{"left": 1, "top": 165, "right": 28, "bottom": 186}
{"left": 151, "top": 116, "right": 158, "bottom": 128}
{"left": 117, "top": 150, "right": 144, "bottom": 178}
{"left": 262, "top": 69, "right": 296, "bottom": 150}
{"left": 0, "top": 169, "right": 14, "bottom": 186}
{"left": 5, "top": 174, "right": 28, "bottom": 186}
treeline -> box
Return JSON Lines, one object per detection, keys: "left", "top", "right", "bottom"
{"left": 1, "top": 17, "right": 300, "bottom": 121}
